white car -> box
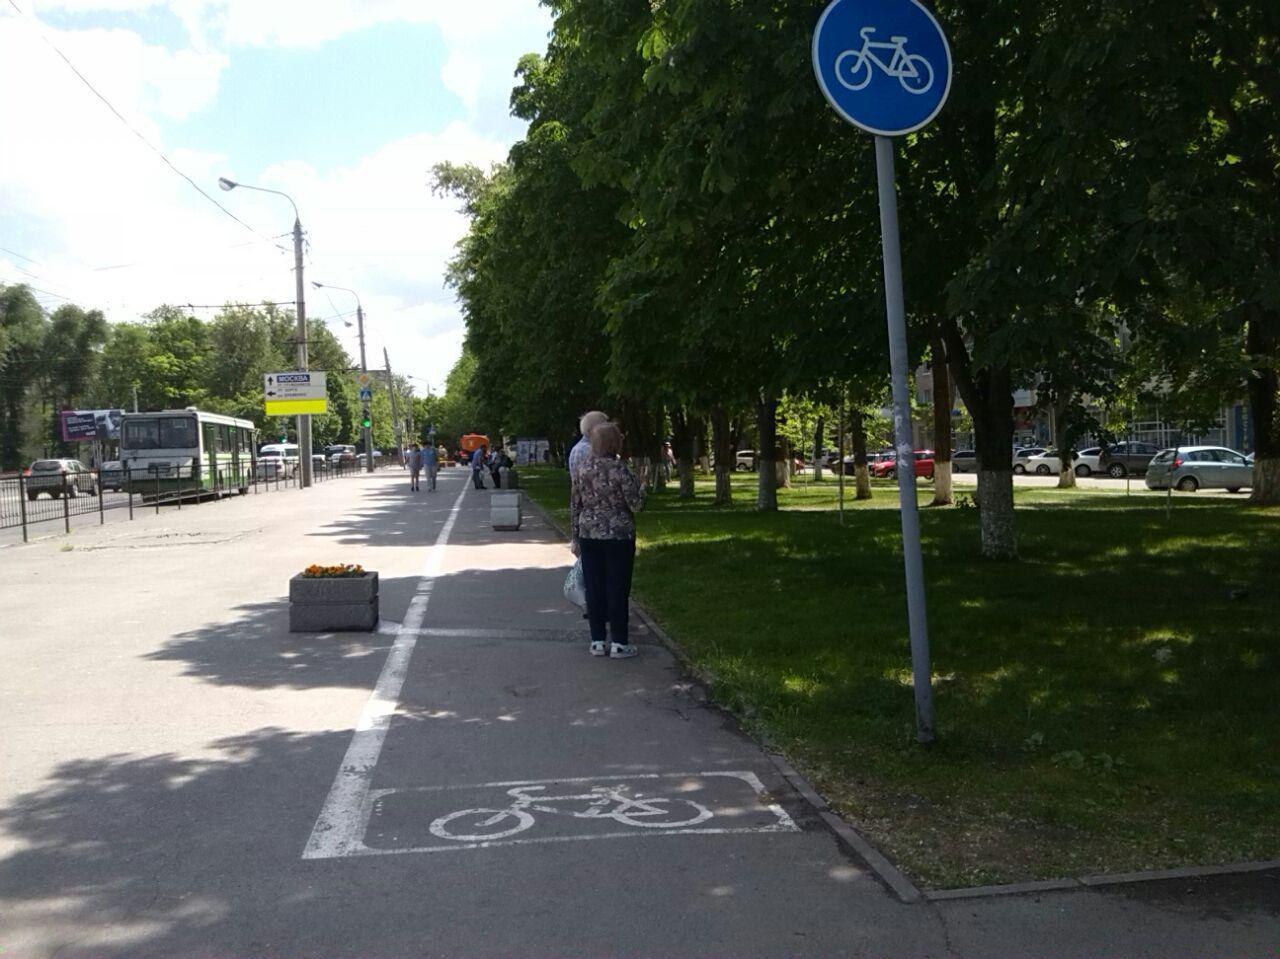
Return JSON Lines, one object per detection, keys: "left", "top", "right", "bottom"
{"left": 1072, "top": 447, "right": 1104, "bottom": 477}
{"left": 1011, "top": 447, "right": 1047, "bottom": 474}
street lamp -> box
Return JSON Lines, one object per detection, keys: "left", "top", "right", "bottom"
{"left": 218, "top": 176, "right": 313, "bottom": 489}
{"left": 313, "top": 281, "right": 374, "bottom": 474}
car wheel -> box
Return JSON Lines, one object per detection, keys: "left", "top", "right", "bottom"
{"left": 734, "top": 463, "right": 749, "bottom": 473}
{"left": 1107, "top": 463, "right": 1127, "bottom": 478}
{"left": 1226, "top": 487, "right": 1241, "bottom": 494}
{"left": 1074, "top": 465, "right": 1089, "bottom": 477}
{"left": 66, "top": 484, "right": 78, "bottom": 498}
{"left": 1013, "top": 464, "right": 1025, "bottom": 475}
{"left": 1035, "top": 465, "right": 1051, "bottom": 476}
{"left": 885, "top": 469, "right": 896, "bottom": 480}
{"left": 88, "top": 483, "right": 98, "bottom": 496}
{"left": 1176, "top": 475, "right": 1199, "bottom": 492}
{"left": 27, "top": 491, "right": 38, "bottom": 501}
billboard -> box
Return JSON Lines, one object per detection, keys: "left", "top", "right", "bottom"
{"left": 59, "top": 409, "right": 125, "bottom": 442}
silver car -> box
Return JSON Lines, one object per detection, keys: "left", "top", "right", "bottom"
{"left": 26, "top": 459, "right": 98, "bottom": 499}
{"left": 1144, "top": 446, "right": 1253, "bottom": 493}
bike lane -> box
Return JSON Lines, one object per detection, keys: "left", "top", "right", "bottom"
{"left": 297, "top": 479, "right": 943, "bottom": 958}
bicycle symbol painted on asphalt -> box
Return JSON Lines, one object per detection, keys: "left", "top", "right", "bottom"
{"left": 835, "top": 27, "right": 934, "bottom": 94}
{"left": 428, "top": 783, "right": 713, "bottom": 842}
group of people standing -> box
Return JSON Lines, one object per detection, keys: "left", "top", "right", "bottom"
{"left": 569, "top": 410, "right": 646, "bottom": 660}
{"left": 469, "top": 445, "right": 514, "bottom": 490}
{"left": 405, "top": 443, "right": 441, "bottom": 492}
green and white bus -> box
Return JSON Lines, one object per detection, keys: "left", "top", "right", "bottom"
{"left": 120, "top": 408, "right": 259, "bottom": 496}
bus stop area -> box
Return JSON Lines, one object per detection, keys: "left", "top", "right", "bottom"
{"left": 0, "top": 468, "right": 1275, "bottom": 958}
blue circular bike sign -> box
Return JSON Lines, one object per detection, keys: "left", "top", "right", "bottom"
{"left": 812, "top": 0, "right": 952, "bottom": 136}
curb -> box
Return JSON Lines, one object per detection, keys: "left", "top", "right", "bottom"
{"left": 519, "top": 481, "right": 1280, "bottom": 905}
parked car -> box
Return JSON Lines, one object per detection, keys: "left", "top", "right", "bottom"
{"left": 1099, "top": 441, "right": 1159, "bottom": 478}
{"left": 255, "top": 457, "right": 285, "bottom": 481}
{"left": 734, "top": 450, "right": 756, "bottom": 472}
{"left": 1072, "top": 447, "right": 1104, "bottom": 477}
{"left": 99, "top": 460, "right": 125, "bottom": 491}
{"left": 871, "top": 450, "right": 935, "bottom": 481}
{"left": 1025, "top": 449, "right": 1081, "bottom": 476}
{"left": 1144, "top": 446, "right": 1253, "bottom": 493}
{"left": 1011, "top": 447, "right": 1047, "bottom": 474}
{"left": 25, "top": 459, "right": 97, "bottom": 499}
{"left": 311, "top": 453, "right": 328, "bottom": 472}
{"left": 951, "top": 450, "right": 978, "bottom": 473}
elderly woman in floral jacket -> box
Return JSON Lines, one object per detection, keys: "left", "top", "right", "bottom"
{"left": 570, "top": 421, "right": 645, "bottom": 659}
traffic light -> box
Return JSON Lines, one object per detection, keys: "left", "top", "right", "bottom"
{"left": 361, "top": 413, "right": 371, "bottom": 429}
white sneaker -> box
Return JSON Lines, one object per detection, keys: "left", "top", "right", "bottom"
{"left": 609, "top": 642, "right": 638, "bottom": 659}
{"left": 590, "top": 641, "right": 607, "bottom": 657}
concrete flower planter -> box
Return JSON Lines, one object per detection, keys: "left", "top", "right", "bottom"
{"left": 289, "top": 571, "right": 378, "bottom": 632}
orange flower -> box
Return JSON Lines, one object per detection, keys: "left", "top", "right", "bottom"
{"left": 301, "top": 563, "right": 366, "bottom": 578}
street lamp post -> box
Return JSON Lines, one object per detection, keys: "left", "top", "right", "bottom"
{"left": 218, "top": 176, "right": 313, "bottom": 489}
{"left": 313, "top": 281, "right": 374, "bottom": 474}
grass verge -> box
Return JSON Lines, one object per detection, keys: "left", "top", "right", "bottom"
{"left": 522, "top": 467, "right": 1279, "bottom": 889}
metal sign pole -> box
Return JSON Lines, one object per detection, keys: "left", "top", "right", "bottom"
{"left": 874, "top": 134, "right": 935, "bottom": 745}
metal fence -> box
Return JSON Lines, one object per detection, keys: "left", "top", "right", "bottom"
{"left": 0, "top": 456, "right": 379, "bottom": 543}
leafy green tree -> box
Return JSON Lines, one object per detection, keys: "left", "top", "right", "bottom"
{"left": 0, "top": 284, "right": 46, "bottom": 467}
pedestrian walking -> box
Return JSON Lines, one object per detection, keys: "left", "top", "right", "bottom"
{"left": 408, "top": 443, "right": 423, "bottom": 491}
{"left": 470, "top": 445, "right": 487, "bottom": 490}
{"left": 570, "top": 422, "right": 645, "bottom": 659}
{"left": 423, "top": 442, "right": 439, "bottom": 491}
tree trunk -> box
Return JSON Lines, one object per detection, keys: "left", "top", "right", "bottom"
{"left": 973, "top": 382, "right": 1017, "bottom": 559}
{"left": 813, "top": 415, "right": 825, "bottom": 481}
{"left": 1246, "top": 307, "right": 1280, "bottom": 505}
{"left": 711, "top": 406, "right": 733, "bottom": 505}
{"left": 941, "top": 320, "right": 1018, "bottom": 559}
{"left": 930, "top": 338, "right": 953, "bottom": 506}
{"left": 851, "top": 408, "right": 872, "bottom": 500}
{"left": 671, "top": 407, "right": 697, "bottom": 499}
{"left": 757, "top": 396, "right": 778, "bottom": 511}
{"left": 1056, "top": 400, "right": 1078, "bottom": 489}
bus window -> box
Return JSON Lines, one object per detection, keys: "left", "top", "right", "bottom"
{"left": 219, "top": 425, "right": 232, "bottom": 452}
{"left": 123, "top": 416, "right": 197, "bottom": 450}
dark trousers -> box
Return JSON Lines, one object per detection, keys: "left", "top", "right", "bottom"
{"left": 472, "top": 467, "right": 485, "bottom": 489}
{"left": 579, "top": 537, "right": 636, "bottom": 645}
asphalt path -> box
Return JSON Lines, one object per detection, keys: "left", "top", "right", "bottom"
{"left": 0, "top": 468, "right": 1274, "bottom": 957}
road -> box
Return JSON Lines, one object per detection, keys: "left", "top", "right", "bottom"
{"left": 0, "top": 469, "right": 1274, "bottom": 957}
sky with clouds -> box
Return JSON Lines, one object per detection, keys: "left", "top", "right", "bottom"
{"left": 0, "top": 0, "right": 553, "bottom": 399}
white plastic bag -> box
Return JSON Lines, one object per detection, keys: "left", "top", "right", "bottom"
{"left": 563, "top": 558, "right": 586, "bottom": 608}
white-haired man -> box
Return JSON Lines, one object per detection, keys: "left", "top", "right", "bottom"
{"left": 569, "top": 410, "right": 608, "bottom": 557}
{"left": 569, "top": 410, "right": 608, "bottom": 487}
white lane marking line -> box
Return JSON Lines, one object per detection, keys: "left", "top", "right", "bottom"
{"left": 302, "top": 478, "right": 470, "bottom": 860}
{"left": 341, "top": 770, "right": 800, "bottom": 859}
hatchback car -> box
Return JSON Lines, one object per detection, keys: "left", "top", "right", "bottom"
{"left": 1144, "top": 446, "right": 1252, "bottom": 493}
{"left": 99, "top": 460, "right": 125, "bottom": 491}
{"left": 734, "top": 450, "right": 756, "bottom": 472}
{"left": 26, "top": 459, "right": 97, "bottom": 499}
{"left": 1011, "top": 448, "right": 1047, "bottom": 474}
{"left": 951, "top": 450, "right": 978, "bottom": 473}
{"left": 871, "top": 450, "right": 935, "bottom": 481}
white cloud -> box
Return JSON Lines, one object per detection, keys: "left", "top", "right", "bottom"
{"left": 2, "top": 2, "right": 552, "bottom": 398}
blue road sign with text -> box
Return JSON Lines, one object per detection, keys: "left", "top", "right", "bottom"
{"left": 812, "top": 0, "right": 952, "bottom": 137}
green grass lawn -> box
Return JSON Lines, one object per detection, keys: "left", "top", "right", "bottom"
{"left": 522, "top": 467, "right": 1279, "bottom": 889}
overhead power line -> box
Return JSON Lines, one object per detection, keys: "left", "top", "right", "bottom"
{"left": 4, "top": 0, "right": 282, "bottom": 248}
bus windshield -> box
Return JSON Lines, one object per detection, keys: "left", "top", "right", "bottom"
{"left": 123, "top": 416, "right": 199, "bottom": 450}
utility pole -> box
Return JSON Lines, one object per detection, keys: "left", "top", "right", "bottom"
{"left": 293, "top": 217, "right": 313, "bottom": 488}
{"left": 384, "top": 348, "right": 404, "bottom": 463}
{"left": 357, "top": 304, "right": 374, "bottom": 473}
{"left": 131, "top": 384, "right": 139, "bottom": 413}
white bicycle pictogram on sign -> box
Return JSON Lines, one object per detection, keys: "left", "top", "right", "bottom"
{"left": 835, "top": 27, "right": 935, "bottom": 94}
{"left": 428, "top": 783, "right": 714, "bottom": 842}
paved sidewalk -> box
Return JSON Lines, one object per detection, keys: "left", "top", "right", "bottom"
{"left": 0, "top": 467, "right": 1274, "bottom": 957}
